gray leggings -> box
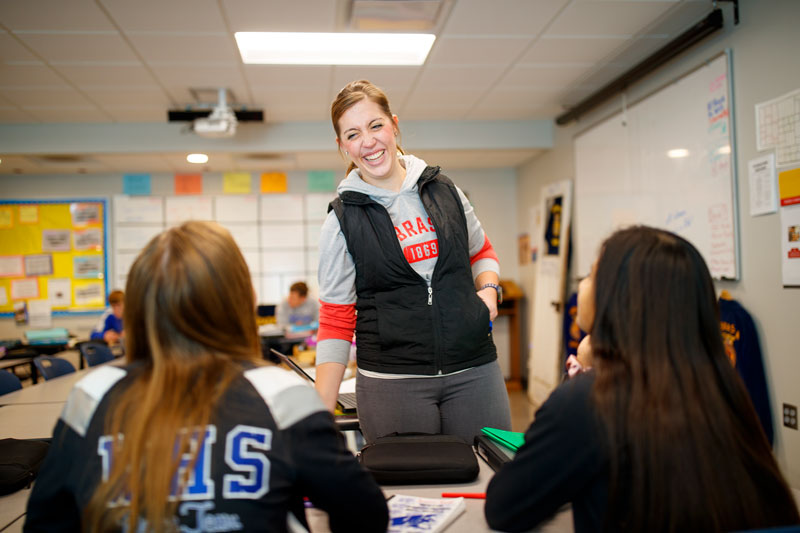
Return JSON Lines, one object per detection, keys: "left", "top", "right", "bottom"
{"left": 355, "top": 361, "right": 512, "bottom": 444}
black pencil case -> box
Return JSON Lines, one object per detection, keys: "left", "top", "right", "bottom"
{"left": 358, "top": 433, "right": 479, "bottom": 485}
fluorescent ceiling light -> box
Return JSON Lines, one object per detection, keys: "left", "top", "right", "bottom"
{"left": 235, "top": 32, "right": 435, "bottom": 65}
{"left": 667, "top": 148, "right": 690, "bottom": 159}
{"left": 187, "top": 153, "right": 208, "bottom": 164}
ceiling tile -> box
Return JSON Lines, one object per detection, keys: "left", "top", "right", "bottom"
{"left": 443, "top": 0, "right": 570, "bottom": 36}
{"left": 103, "top": 107, "right": 169, "bottom": 122}
{"left": 0, "top": 155, "right": 40, "bottom": 173}
{"left": 0, "top": 106, "right": 38, "bottom": 122}
{"left": 128, "top": 33, "right": 238, "bottom": 64}
{"left": 22, "top": 106, "right": 110, "bottom": 122}
{"left": 53, "top": 64, "right": 156, "bottom": 87}
{"left": 91, "top": 153, "right": 175, "bottom": 172}
{"left": 1, "top": 87, "right": 94, "bottom": 107}
{"left": 149, "top": 65, "right": 249, "bottom": 105}
{"left": 426, "top": 37, "right": 531, "bottom": 67}
{"left": 244, "top": 65, "right": 332, "bottom": 88}
{"left": 401, "top": 89, "right": 484, "bottom": 119}
{"left": 16, "top": 33, "right": 138, "bottom": 63}
{"left": 519, "top": 36, "right": 629, "bottom": 64}
{"left": 500, "top": 64, "right": 591, "bottom": 89}
{"left": 221, "top": 0, "right": 337, "bottom": 32}
{"left": 545, "top": 1, "right": 677, "bottom": 36}
{"left": 0, "top": 64, "right": 66, "bottom": 87}
{"left": 100, "top": 0, "right": 226, "bottom": 32}
{"left": 0, "top": 0, "right": 114, "bottom": 31}
{"left": 415, "top": 65, "right": 504, "bottom": 92}
{"left": 476, "top": 87, "right": 561, "bottom": 111}
{"left": 0, "top": 32, "right": 40, "bottom": 62}
{"left": 82, "top": 87, "right": 171, "bottom": 106}
{"left": 331, "top": 66, "right": 420, "bottom": 99}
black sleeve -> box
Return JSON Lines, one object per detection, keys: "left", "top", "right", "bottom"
{"left": 24, "top": 421, "right": 82, "bottom": 532}
{"left": 289, "top": 412, "right": 388, "bottom": 533}
{"left": 485, "top": 374, "right": 605, "bottom": 532}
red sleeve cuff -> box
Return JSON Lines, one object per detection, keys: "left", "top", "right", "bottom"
{"left": 470, "top": 234, "right": 499, "bottom": 265}
{"left": 317, "top": 300, "right": 356, "bottom": 342}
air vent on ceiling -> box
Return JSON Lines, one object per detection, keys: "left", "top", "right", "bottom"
{"left": 349, "top": 0, "right": 445, "bottom": 31}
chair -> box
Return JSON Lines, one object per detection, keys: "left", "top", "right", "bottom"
{"left": 0, "top": 370, "right": 23, "bottom": 395}
{"left": 78, "top": 341, "right": 115, "bottom": 367}
{"left": 33, "top": 356, "right": 76, "bottom": 381}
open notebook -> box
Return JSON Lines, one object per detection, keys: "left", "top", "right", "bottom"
{"left": 270, "top": 348, "right": 357, "bottom": 414}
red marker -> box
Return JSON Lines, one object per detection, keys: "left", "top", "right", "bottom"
{"left": 441, "top": 492, "right": 486, "bottom": 499}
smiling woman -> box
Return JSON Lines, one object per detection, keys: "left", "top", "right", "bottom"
{"left": 313, "top": 79, "right": 512, "bottom": 445}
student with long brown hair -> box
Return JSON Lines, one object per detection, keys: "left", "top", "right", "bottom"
{"left": 485, "top": 226, "right": 799, "bottom": 532}
{"left": 24, "top": 221, "right": 388, "bottom": 532}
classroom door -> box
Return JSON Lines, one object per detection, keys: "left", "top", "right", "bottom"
{"left": 528, "top": 180, "right": 572, "bottom": 407}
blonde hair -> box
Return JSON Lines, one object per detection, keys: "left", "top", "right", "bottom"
{"left": 330, "top": 79, "right": 405, "bottom": 177}
{"left": 85, "top": 221, "right": 261, "bottom": 531}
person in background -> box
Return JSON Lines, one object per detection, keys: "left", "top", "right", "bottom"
{"left": 315, "top": 79, "right": 511, "bottom": 444}
{"left": 485, "top": 226, "right": 799, "bottom": 532}
{"left": 275, "top": 281, "right": 319, "bottom": 331}
{"left": 24, "top": 221, "right": 388, "bottom": 533}
{"left": 89, "top": 289, "right": 124, "bottom": 344}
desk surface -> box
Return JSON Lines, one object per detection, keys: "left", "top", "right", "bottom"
{"left": 0, "top": 363, "right": 98, "bottom": 405}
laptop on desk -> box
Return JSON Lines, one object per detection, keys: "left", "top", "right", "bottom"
{"left": 269, "top": 349, "right": 358, "bottom": 414}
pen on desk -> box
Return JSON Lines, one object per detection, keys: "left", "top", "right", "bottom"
{"left": 441, "top": 492, "right": 486, "bottom": 499}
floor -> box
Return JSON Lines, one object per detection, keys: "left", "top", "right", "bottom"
{"left": 508, "top": 388, "right": 537, "bottom": 433}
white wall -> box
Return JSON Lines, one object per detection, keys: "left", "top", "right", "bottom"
{"left": 516, "top": 0, "right": 800, "bottom": 488}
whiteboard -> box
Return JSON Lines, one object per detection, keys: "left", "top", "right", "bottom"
{"left": 574, "top": 52, "right": 738, "bottom": 279}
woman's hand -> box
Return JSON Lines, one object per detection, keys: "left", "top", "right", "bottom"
{"left": 477, "top": 287, "right": 499, "bottom": 321}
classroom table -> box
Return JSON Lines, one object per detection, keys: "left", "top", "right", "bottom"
{"left": 306, "top": 452, "right": 574, "bottom": 533}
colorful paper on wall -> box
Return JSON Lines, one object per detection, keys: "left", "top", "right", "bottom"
{"left": 47, "top": 278, "right": 71, "bottom": 307}
{"left": 779, "top": 167, "right": 800, "bottom": 286}
{"left": 224, "top": 172, "right": 252, "bottom": 194}
{"left": 11, "top": 278, "right": 39, "bottom": 299}
{"left": 307, "top": 170, "right": 336, "bottom": 192}
{"left": 123, "top": 173, "right": 152, "bottom": 195}
{"left": 18, "top": 205, "right": 38, "bottom": 224}
{"left": 0, "top": 256, "right": 24, "bottom": 277}
{"left": 0, "top": 207, "right": 13, "bottom": 228}
{"left": 24, "top": 254, "right": 53, "bottom": 277}
{"left": 70, "top": 203, "right": 100, "bottom": 226}
{"left": 175, "top": 174, "right": 203, "bottom": 194}
{"left": 261, "top": 172, "right": 288, "bottom": 193}
{"left": 42, "top": 230, "right": 71, "bottom": 252}
{"left": 74, "top": 256, "right": 103, "bottom": 278}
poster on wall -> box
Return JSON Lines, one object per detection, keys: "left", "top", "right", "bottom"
{"left": 779, "top": 167, "right": 800, "bottom": 287}
{"left": 42, "top": 230, "right": 71, "bottom": 252}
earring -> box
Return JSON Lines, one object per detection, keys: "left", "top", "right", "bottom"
{"left": 345, "top": 151, "right": 349, "bottom": 155}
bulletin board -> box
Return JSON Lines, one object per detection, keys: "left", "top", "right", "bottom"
{"left": 0, "top": 198, "right": 108, "bottom": 317}
{"left": 574, "top": 51, "right": 738, "bottom": 280}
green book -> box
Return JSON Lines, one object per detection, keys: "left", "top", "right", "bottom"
{"left": 481, "top": 427, "right": 525, "bottom": 451}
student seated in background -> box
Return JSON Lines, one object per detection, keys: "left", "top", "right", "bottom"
{"left": 276, "top": 281, "right": 319, "bottom": 331}
{"left": 485, "top": 226, "right": 800, "bottom": 532}
{"left": 89, "top": 289, "right": 124, "bottom": 344}
{"left": 24, "top": 221, "right": 388, "bottom": 533}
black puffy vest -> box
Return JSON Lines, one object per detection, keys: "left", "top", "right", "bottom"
{"left": 329, "top": 166, "right": 497, "bottom": 375}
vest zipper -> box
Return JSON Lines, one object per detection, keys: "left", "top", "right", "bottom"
{"left": 427, "top": 286, "right": 433, "bottom": 305}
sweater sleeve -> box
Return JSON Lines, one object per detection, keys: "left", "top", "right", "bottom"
{"left": 289, "top": 412, "right": 388, "bottom": 532}
{"left": 485, "top": 373, "right": 606, "bottom": 532}
{"left": 455, "top": 186, "right": 499, "bottom": 279}
{"left": 316, "top": 212, "right": 357, "bottom": 366}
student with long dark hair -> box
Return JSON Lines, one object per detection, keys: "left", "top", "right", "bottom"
{"left": 485, "top": 226, "right": 799, "bottom": 532}
{"left": 25, "top": 221, "right": 388, "bottom": 532}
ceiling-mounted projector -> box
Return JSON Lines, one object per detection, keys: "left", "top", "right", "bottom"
{"left": 168, "top": 88, "right": 263, "bottom": 138}
{"left": 193, "top": 103, "right": 237, "bottom": 138}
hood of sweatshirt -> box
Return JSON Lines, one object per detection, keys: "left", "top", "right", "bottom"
{"left": 336, "top": 153, "right": 429, "bottom": 207}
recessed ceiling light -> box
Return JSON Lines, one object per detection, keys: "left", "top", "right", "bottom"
{"left": 667, "top": 148, "right": 690, "bottom": 159}
{"left": 187, "top": 153, "right": 208, "bottom": 164}
{"left": 235, "top": 32, "right": 435, "bottom": 66}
